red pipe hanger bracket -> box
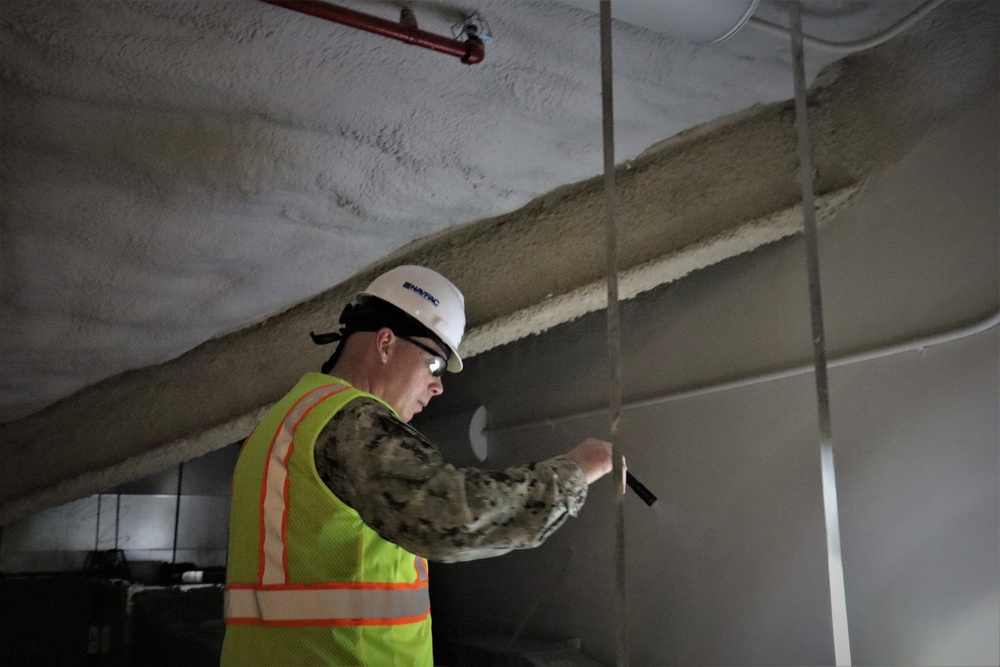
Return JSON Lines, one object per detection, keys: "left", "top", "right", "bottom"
{"left": 262, "top": 0, "right": 486, "bottom": 64}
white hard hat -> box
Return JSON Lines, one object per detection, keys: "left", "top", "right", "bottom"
{"left": 360, "top": 265, "right": 466, "bottom": 372}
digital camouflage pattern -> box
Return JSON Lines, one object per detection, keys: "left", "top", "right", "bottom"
{"left": 314, "top": 397, "right": 589, "bottom": 563}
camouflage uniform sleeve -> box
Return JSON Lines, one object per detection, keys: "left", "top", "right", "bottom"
{"left": 314, "top": 397, "right": 589, "bottom": 563}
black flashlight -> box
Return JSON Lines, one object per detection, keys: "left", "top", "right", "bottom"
{"left": 626, "top": 470, "right": 657, "bottom": 507}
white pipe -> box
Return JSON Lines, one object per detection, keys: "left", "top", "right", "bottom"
{"left": 486, "top": 309, "right": 1000, "bottom": 435}
{"left": 746, "top": 0, "right": 948, "bottom": 54}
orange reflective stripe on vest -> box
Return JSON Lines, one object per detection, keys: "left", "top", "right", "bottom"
{"left": 258, "top": 383, "right": 348, "bottom": 585}
{"left": 228, "top": 381, "right": 431, "bottom": 628}
{"left": 223, "top": 373, "right": 435, "bottom": 665}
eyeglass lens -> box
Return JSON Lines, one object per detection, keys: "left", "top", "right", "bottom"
{"left": 399, "top": 335, "right": 447, "bottom": 377}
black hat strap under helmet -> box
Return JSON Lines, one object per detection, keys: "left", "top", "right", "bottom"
{"left": 310, "top": 297, "right": 449, "bottom": 375}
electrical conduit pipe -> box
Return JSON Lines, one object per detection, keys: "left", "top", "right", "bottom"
{"left": 261, "top": 0, "right": 485, "bottom": 64}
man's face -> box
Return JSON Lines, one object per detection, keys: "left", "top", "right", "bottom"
{"left": 382, "top": 334, "right": 447, "bottom": 423}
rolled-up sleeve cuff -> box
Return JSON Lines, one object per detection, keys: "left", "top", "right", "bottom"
{"left": 549, "top": 454, "right": 589, "bottom": 517}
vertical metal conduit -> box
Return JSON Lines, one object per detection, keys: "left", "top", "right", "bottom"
{"left": 114, "top": 493, "right": 121, "bottom": 550}
{"left": 788, "top": 2, "right": 852, "bottom": 663}
{"left": 598, "top": 2, "right": 630, "bottom": 664}
{"left": 171, "top": 462, "right": 184, "bottom": 566}
{"left": 94, "top": 493, "right": 103, "bottom": 552}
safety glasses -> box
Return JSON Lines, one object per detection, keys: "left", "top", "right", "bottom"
{"left": 398, "top": 335, "right": 448, "bottom": 377}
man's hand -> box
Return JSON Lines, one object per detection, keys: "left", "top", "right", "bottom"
{"left": 567, "top": 438, "right": 613, "bottom": 484}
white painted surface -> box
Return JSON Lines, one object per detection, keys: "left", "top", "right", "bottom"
{"left": 0, "top": 0, "right": 927, "bottom": 421}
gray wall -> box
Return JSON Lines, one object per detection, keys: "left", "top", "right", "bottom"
{"left": 419, "top": 96, "right": 999, "bottom": 666}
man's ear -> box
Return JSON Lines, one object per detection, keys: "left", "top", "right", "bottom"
{"left": 374, "top": 328, "right": 395, "bottom": 364}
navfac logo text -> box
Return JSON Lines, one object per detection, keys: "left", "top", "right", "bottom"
{"left": 403, "top": 281, "right": 440, "bottom": 307}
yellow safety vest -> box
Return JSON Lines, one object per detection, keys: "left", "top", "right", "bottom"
{"left": 221, "top": 373, "right": 433, "bottom": 666}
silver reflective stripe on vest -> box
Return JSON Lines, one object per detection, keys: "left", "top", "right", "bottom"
{"left": 225, "top": 586, "right": 430, "bottom": 623}
{"left": 260, "top": 383, "right": 348, "bottom": 585}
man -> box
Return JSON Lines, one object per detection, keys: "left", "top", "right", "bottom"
{"left": 221, "top": 265, "right": 612, "bottom": 666}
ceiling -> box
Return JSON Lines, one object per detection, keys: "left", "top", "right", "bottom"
{"left": 1, "top": 0, "right": 996, "bottom": 523}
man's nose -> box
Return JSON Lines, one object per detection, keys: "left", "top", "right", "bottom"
{"left": 429, "top": 376, "right": 444, "bottom": 395}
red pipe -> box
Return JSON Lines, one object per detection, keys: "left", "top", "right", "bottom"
{"left": 261, "top": 0, "right": 485, "bottom": 64}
